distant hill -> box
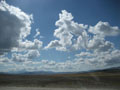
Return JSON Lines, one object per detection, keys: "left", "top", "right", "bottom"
{"left": 0, "top": 66, "right": 120, "bottom": 75}
{"left": 92, "top": 66, "right": 120, "bottom": 73}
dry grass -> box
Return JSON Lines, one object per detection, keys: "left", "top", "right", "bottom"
{"left": 0, "top": 71, "right": 120, "bottom": 88}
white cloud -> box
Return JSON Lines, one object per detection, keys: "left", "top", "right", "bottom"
{"left": 87, "top": 35, "right": 114, "bottom": 52}
{"left": 45, "top": 40, "right": 62, "bottom": 49}
{"left": 12, "top": 50, "right": 40, "bottom": 62}
{"left": 41, "top": 60, "right": 49, "bottom": 64}
{"left": 72, "top": 31, "right": 89, "bottom": 50}
{"left": 19, "top": 39, "right": 42, "bottom": 50}
{"left": 0, "top": 1, "right": 43, "bottom": 54}
{"left": 46, "top": 10, "right": 119, "bottom": 53}
{"left": 34, "top": 28, "right": 40, "bottom": 38}
{"left": 45, "top": 10, "right": 87, "bottom": 51}
{"left": 43, "top": 10, "right": 120, "bottom": 71}
{"left": 75, "top": 49, "right": 120, "bottom": 68}
{"left": 1, "top": 49, "right": 120, "bottom": 72}
{"left": 0, "top": 1, "right": 32, "bottom": 54}
{"left": 75, "top": 52, "right": 92, "bottom": 57}
{"left": 27, "top": 50, "right": 40, "bottom": 59}
{"left": 89, "top": 21, "right": 120, "bottom": 37}
{"left": 55, "top": 10, "right": 87, "bottom": 36}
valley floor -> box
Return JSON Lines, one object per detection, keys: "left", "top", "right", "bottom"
{"left": 0, "top": 71, "right": 120, "bottom": 89}
{"left": 0, "top": 87, "right": 119, "bottom": 90}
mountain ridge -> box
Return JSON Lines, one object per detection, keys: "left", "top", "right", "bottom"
{"left": 0, "top": 66, "right": 120, "bottom": 75}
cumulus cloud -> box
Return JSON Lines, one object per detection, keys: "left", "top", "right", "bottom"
{"left": 45, "top": 40, "right": 62, "bottom": 49}
{"left": 12, "top": 50, "right": 40, "bottom": 62}
{"left": 0, "top": 1, "right": 43, "bottom": 54}
{"left": 0, "top": 1, "right": 32, "bottom": 54}
{"left": 27, "top": 50, "right": 40, "bottom": 59}
{"left": 106, "top": 50, "right": 120, "bottom": 65}
{"left": 89, "top": 21, "right": 120, "bottom": 37}
{"left": 19, "top": 39, "right": 42, "bottom": 50}
{"left": 43, "top": 10, "right": 120, "bottom": 71}
{"left": 46, "top": 10, "right": 120, "bottom": 53}
{"left": 75, "top": 49, "right": 120, "bottom": 68}
{"left": 1, "top": 49, "right": 120, "bottom": 72}
{"left": 73, "top": 31, "right": 89, "bottom": 50}
{"left": 87, "top": 35, "right": 114, "bottom": 52}
{"left": 45, "top": 10, "right": 87, "bottom": 51}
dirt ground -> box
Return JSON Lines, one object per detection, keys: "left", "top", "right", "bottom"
{"left": 0, "top": 87, "right": 119, "bottom": 90}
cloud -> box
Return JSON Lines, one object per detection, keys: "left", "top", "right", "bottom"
{"left": 72, "top": 31, "right": 89, "bottom": 50}
{"left": 45, "top": 10, "right": 87, "bottom": 51}
{"left": 0, "top": 1, "right": 32, "bottom": 54}
{"left": 12, "top": 50, "right": 40, "bottom": 62}
{"left": 46, "top": 10, "right": 119, "bottom": 53}
{"left": 89, "top": 21, "right": 120, "bottom": 37}
{"left": 43, "top": 10, "right": 120, "bottom": 71}
{"left": 0, "top": 1, "right": 43, "bottom": 54}
{"left": 34, "top": 28, "right": 40, "bottom": 38}
{"left": 55, "top": 10, "right": 87, "bottom": 36}
{"left": 106, "top": 50, "right": 120, "bottom": 65}
{"left": 1, "top": 49, "right": 120, "bottom": 72}
{"left": 87, "top": 35, "right": 114, "bottom": 52}
{"left": 19, "top": 39, "right": 42, "bottom": 50}
{"left": 0, "top": 57, "right": 9, "bottom": 63}
{"left": 75, "top": 49, "right": 120, "bottom": 68}
{"left": 27, "top": 50, "right": 40, "bottom": 59}
{"left": 45, "top": 40, "right": 62, "bottom": 49}
{"left": 75, "top": 52, "right": 92, "bottom": 57}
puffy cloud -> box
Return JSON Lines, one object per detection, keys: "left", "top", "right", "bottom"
{"left": 45, "top": 10, "right": 87, "bottom": 51}
{"left": 89, "top": 21, "right": 120, "bottom": 37}
{"left": 1, "top": 49, "right": 120, "bottom": 72}
{"left": 45, "top": 40, "right": 62, "bottom": 49}
{"left": 44, "top": 39, "right": 71, "bottom": 51}
{"left": 43, "top": 10, "right": 120, "bottom": 71}
{"left": 41, "top": 60, "right": 49, "bottom": 64}
{"left": 105, "top": 50, "right": 120, "bottom": 65}
{"left": 72, "top": 31, "right": 89, "bottom": 50}
{"left": 27, "top": 50, "right": 40, "bottom": 59}
{"left": 87, "top": 35, "right": 114, "bottom": 52}
{"left": 55, "top": 10, "right": 87, "bottom": 36}
{"left": 19, "top": 39, "right": 42, "bottom": 50}
{"left": 0, "top": 1, "right": 43, "bottom": 54}
{"left": 0, "top": 0, "right": 43, "bottom": 68}
{"left": 75, "top": 52, "right": 93, "bottom": 57}
{"left": 0, "top": 1, "right": 32, "bottom": 54}
{"left": 75, "top": 49, "right": 120, "bottom": 68}
{"left": 12, "top": 50, "right": 40, "bottom": 62}
{"left": 46, "top": 10, "right": 120, "bottom": 53}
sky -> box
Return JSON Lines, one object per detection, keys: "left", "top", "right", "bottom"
{"left": 0, "top": 0, "right": 120, "bottom": 73}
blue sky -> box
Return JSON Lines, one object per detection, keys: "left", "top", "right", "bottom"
{"left": 7, "top": 0, "right": 120, "bottom": 47}
{"left": 0, "top": 0, "right": 120, "bottom": 72}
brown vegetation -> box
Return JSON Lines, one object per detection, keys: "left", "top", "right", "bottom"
{"left": 0, "top": 71, "right": 120, "bottom": 88}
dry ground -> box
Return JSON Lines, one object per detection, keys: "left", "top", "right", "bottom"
{"left": 0, "top": 87, "right": 120, "bottom": 90}
{"left": 0, "top": 71, "right": 120, "bottom": 89}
